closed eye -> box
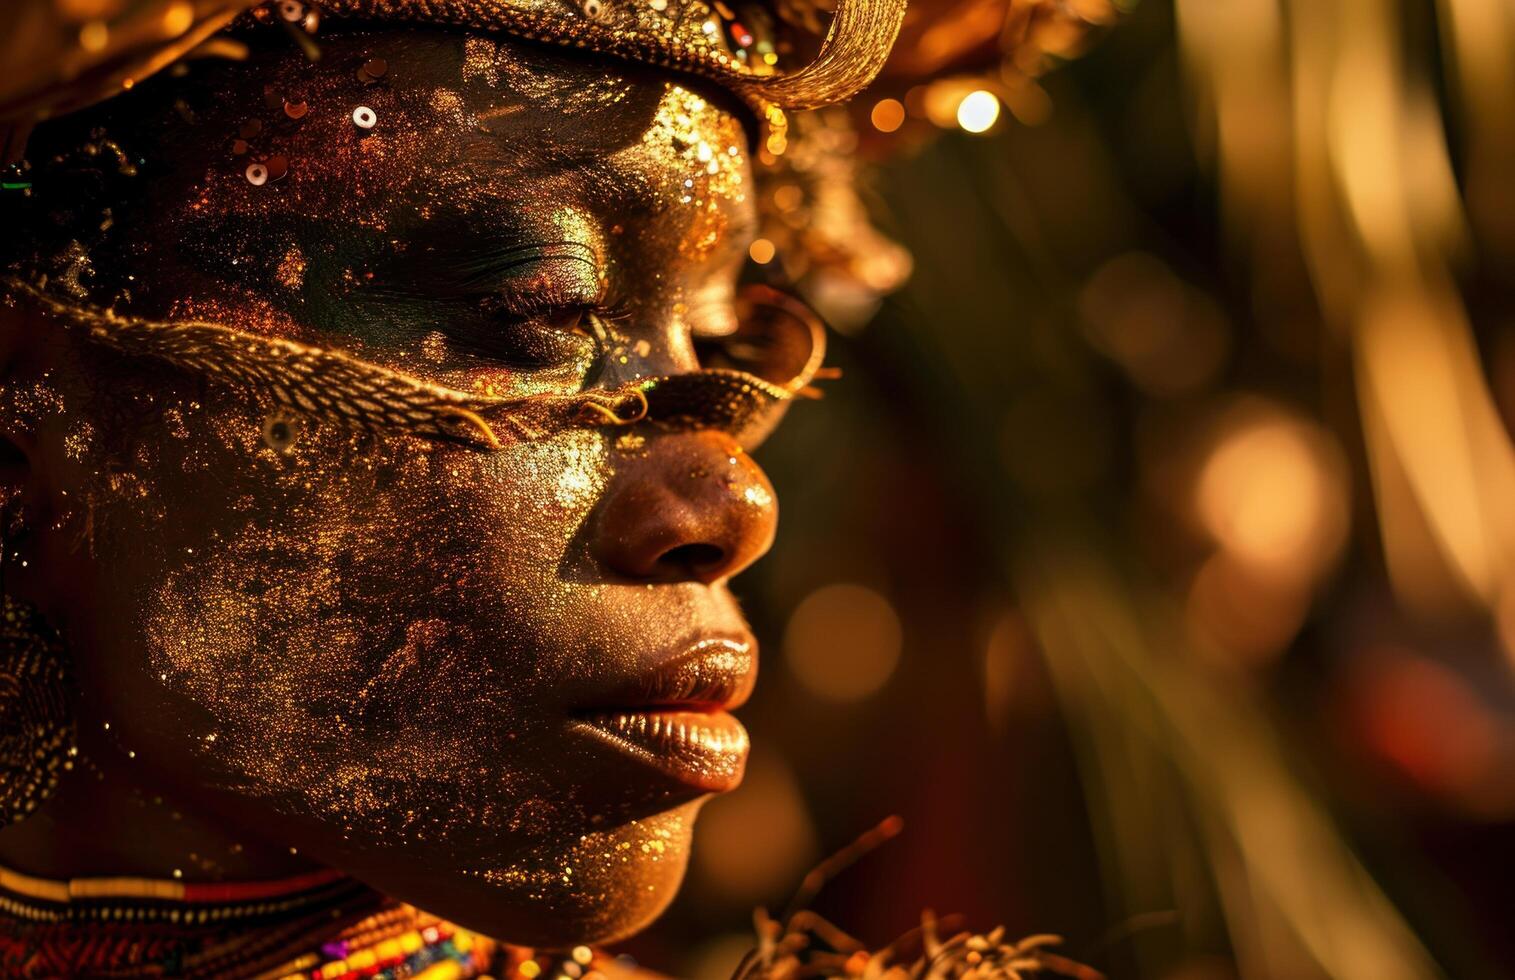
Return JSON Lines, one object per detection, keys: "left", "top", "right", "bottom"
{"left": 440, "top": 292, "right": 601, "bottom": 368}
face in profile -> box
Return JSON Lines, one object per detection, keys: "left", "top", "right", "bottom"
{"left": 0, "top": 28, "right": 784, "bottom": 946}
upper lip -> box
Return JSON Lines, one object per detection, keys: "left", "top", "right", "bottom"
{"left": 580, "top": 634, "right": 757, "bottom": 714}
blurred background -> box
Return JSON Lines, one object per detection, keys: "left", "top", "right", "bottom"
{"left": 627, "top": 0, "right": 1515, "bottom": 977}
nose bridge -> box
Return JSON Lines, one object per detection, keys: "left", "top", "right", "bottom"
{"left": 593, "top": 308, "right": 700, "bottom": 388}
{"left": 591, "top": 428, "right": 777, "bottom": 584}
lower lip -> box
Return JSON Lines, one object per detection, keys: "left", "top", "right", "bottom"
{"left": 574, "top": 709, "right": 750, "bottom": 793}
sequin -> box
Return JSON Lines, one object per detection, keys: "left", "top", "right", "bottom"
{"left": 351, "top": 105, "right": 377, "bottom": 130}
{"left": 244, "top": 162, "right": 269, "bottom": 186}
{"left": 261, "top": 410, "right": 301, "bottom": 454}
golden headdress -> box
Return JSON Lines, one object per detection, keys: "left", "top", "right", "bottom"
{"left": 0, "top": 0, "right": 905, "bottom": 141}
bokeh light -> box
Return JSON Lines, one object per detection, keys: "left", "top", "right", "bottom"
{"left": 748, "top": 237, "right": 776, "bottom": 264}
{"left": 955, "top": 90, "right": 1001, "bottom": 133}
{"left": 920, "top": 81, "right": 968, "bottom": 128}
{"left": 1194, "top": 408, "right": 1349, "bottom": 583}
{"left": 870, "top": 97, "right": 905, "bottom": 133}
{"left": 783, "top": 584, "right": 902, "bottom": 702}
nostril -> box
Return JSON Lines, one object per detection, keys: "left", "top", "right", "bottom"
{"left": 656, "top": 542, "right": 726, "bottom": 577}
{"left": 593, "top": 430, "right": 778, "bottom": 583}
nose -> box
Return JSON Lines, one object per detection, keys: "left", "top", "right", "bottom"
{"left": 593, "top": 430, "right": 778, "bottom": 584}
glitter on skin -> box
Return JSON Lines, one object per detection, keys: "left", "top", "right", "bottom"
{"left": 0, "top": 29, "right": 767, "bottom": 949}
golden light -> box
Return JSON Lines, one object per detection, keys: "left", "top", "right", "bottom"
{"left": 78, "top": 20, "right": 109, "bottom": 53}
{"left": 748, "top": 237, "right": 776, "bottom": 265}
{"left": 1194, "top": 410, "right": 1349, "bottom": 582}
{"left": 956, "top": 90, "right": 1001, "bottom": 134}
{"left": 870, "top": 98, "right": 906, "bottom": 133}
{"left": 921, "top": 81, "right": 969, "bottom": 128}
{"left": 162, "top": 1, "right": 194, "bottom": 34}
{"left": 784, "top": 583, "right": 902, "bottom": 702}
{"left": 1183, "top": 406, "right": 1351, "bottom": 664}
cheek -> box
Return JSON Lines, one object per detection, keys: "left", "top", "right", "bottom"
{"left": 78, "top": 411, "right": 612, "bottom": 841}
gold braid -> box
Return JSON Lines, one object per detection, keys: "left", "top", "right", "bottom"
{"left": 5, "top": 278, "right": 650, "bottom": 451}
{"left": 3, "top": 278, "right": 817, "bottom": 451}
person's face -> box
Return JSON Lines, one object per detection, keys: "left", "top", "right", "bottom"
{"left": 11, "top": 29, "right": 779, "bottom": 945}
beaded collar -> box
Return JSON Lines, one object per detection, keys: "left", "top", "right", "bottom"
{"left": 0, "top": 862, "right": 513, "bottom": 979}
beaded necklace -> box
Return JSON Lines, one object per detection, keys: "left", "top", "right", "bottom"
{"left": 0, "top": 862, "right": 508, "bottom": 979}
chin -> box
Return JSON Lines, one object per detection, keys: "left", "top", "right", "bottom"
{"left": 345, "top": 802, "right": 704, "bottom": 948}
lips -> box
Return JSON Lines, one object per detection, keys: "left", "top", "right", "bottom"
{"left": 572, "top": 636, "right": 755, "bottom": 793}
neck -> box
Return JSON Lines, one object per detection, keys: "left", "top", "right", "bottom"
{"left": 0, "top": 744, "right": 312, "bottom": 880}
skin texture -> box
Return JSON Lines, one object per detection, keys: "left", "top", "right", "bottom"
{"left": 0, "top": 28, "right": 778, "bottom": 947}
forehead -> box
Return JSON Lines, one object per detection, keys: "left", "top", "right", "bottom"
{"left": 38, "top": 27, "right": 759, "bottom": 344}
{"left": 164, "top": 29, "right": 755, "bottom": 253}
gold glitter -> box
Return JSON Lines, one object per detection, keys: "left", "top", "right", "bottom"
{"left": 0, "top": 30, "right": 790, "bottom": 950}
{"left": 275, "top": 246, "right": 307, "bottom": 290}
{"left": 461, "top": 37, "right": 500, "bottom": 87}
{"left": 628, "top": 85, "right": 748, "bottom": 265}
{"left": 420, "top": 331, "right": 448, "bottom": 364}
{"left": 62, "top": 419, "right": 95, "bottom": 461}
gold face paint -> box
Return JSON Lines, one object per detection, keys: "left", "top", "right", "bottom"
{"left": 0, "top": 29, "right": 802, "bottom": 947}
{"left": 6, "top": 278, "right": 826, "bottom": 453}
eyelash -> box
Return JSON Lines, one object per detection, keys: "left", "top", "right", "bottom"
{"left": 481, "top": 273, "right": 626, "bottom": 323}
{"left": 592, "top": 301, "right": 634, "bottom": 329}
{"left": 452, "top": 279, "right": 628, "bottom": 371}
